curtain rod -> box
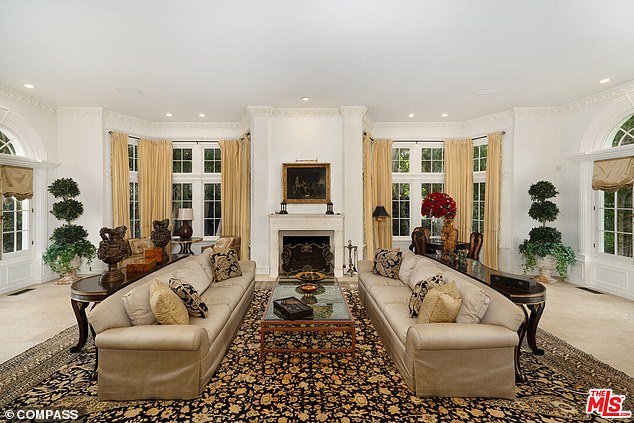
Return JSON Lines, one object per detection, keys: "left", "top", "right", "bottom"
{"left": 364, "top": 131, "right": 505, "bottom": 143}
{"left": 108, "top": 131, "right": 250, "bottom": 143}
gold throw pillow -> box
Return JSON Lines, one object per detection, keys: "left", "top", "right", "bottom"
{"left": 418, "top": 281, "right": 462, "bottom": 324}
{"left": 149, "top": 280, "right": 189, "bottom": 325}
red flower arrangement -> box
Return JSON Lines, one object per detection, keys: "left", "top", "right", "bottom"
{"left": 421, "top": 192, "right": 457, "bottom": 220}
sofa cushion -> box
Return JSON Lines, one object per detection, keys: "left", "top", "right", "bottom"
{"left": 408, "top": 259, "right": 445, "bottom": 291}
{"left": 369, "top": 285, "right": 412, "bottom": 312}
{"left": 122, "top": 282, "right": 157, "bottom": 326}
{"left": 384, "top": 303, "right": 417, "bottom": 344}
{"left": 398, "top": 250, "right": 419, "bottom": 285}
{"left": 171, "top": 258, "right": 212, "bottom": 293}
{"left": 201, "top": 285, "right": 244, "bottom": 310}
{"left": 372, "top": 248, "right": 402, "bottom": 279}
{"left": 169, "top": 278, "right": 209, "bottom": 318}
{"left": 418, "top": 282, "right": 462, "bottom": 324}
{"left": 408, "top": 273, "right": 444, "bottom": 318}
{"left": 210, "top": 249, "right": 242, "bottom": 282}
{"left": 128, "top": 237, "right": 152, "bottom": 255}
{"left": 454, "top": 279, "right": 491, "bottom": 324}
{"left": 190, "top": 304, "right": 232, "bottom": 343}
{"left": 149, "top": 280, "right": 190, "bottom": 325}
{"left": 196, "top": 249, "right": 215, "bottom": 283}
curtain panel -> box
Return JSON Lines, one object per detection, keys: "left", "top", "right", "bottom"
{"left": 372, "top": 139, "right": 394, "bottom": 251}
{"left": 139, "top": 139, "right": 172, "bottom": 238}
{"left": 110, "top": 132, "right": 131, "bottom": 238}
{"left": 362, "top": 132, "right": 374, "bottom": 258}
{"left": 592, "top": 157, "right": 634, "bottom": 192}
{"left": 482, "top": 132, "right": 503, "bottom": 270}
{"left": 0, "top": 165, "right": 33, "bottom": 200}
{"left": 219, "top": 134, "right": 251, "bottom": 259}
{"left": 444, "top": 138, "right": 474, "bottom": 243}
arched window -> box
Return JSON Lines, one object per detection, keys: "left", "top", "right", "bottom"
{"left": 0, "top": 129, "right": 30, "bottom": 256}
{"left": 598, "top": 114, "right": 634, "bottom": 258}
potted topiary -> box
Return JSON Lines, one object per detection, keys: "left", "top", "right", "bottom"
{"left": 518, "top": 180, "right": 576, "bottom": 282}
{"left": 42, "top": 178, "right": 96, "bottom": 284}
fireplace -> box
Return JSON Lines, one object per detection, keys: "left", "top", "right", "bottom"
{"left": 280, "top": 235, "right": 334, "bottom": 276}
{"left": 269, "top": 214, "right": 344, "bottom": 278}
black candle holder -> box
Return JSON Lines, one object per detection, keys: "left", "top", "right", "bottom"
{"left": 279, "top": 202, "right": 288, "bottom": 214}
{"left": 326, "top": 202, "right": 334, "bottom": 215}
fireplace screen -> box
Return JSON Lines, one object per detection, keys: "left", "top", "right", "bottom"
{"left": 280, "top": 236, "right": 334, "bottom": 276}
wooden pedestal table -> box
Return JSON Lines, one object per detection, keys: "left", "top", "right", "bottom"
{"left": 171, "top": 237, "right": 203, "bottom": 255}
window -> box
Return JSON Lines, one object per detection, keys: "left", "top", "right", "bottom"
{"left": 204, "top": 183, "right": 221, "bottom": 236}
{"left": 204, "top": 148, "right": 221, "bottom": 173}
{"left": 421, "top": 147, "right": 444, "bottom": 173}
{"left": 0, "top": 129, "right": 29, "bottom": 256}
{"left": 127, "top": 139, "right": 141, "bottom": 238}
{"left": 598, "top": 114, "right": 634, "bottom": 258}
{"left": 392, "top": 183, "right": 410, "bottom": 236}
{"left": 172, "top": 183, "right": 193, "bottom": 235}
{"left": 173, "top": 148, "right": 193, "bottom": 173}
{"left": 473, "top": 144, "right": 487, "bottom": 172}
{"left": 473, "top": 182, "right": 486, "bottom": 234}
{"left": 3, "top": 197, "right": 28, "bottom": 254}
{"left": 420, "top": 183, "right": 444, "bottom": 236}
{"left": 392, "top": 147, "right": 410, "bottom": 172}
{"left": 128, "top": 143, "right": 138, "bottom": 172}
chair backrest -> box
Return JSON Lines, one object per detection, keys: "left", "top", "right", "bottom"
{"left": 467, "top": 232, "right": 484, "bottom": 260}
{"left": 409, "top": 227, "right": 428, "bottom": 255}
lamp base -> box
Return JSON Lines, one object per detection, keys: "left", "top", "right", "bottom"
{"left": 178, "top": 223, "right": 193, "bottom": 240}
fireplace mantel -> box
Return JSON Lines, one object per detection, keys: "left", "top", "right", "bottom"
{"left": 269, "top": 213, "right": 344, "bottom": 278}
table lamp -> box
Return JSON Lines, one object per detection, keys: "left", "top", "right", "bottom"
{"left": 177, "top": 208, "right": 194, "bottom": 240}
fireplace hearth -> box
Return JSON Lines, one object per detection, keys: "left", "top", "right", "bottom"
{"left": 280, "top": 236, "right": 334, "bottom": 276}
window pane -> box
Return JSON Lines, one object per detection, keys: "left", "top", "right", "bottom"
{"left": 617, "top": 188, "right": 632, "bottom": 208}
{"left": 604, "top": 231, "right": 614, "bottom": 254}
{"left": 431, "top": 161, "right": 442, "bottom": 173}
{"left": 616, "top": 210, "right": 632, "bottom": 232}
{"left": 617, "top": 233, "right": 633, "bottom": 257}
{"left": 173, "top": 149, "right": 182, "bottom": 160}
{"left": 604, "top": 191, "right": 615, "bottom": 207}
{"left": 604, "top": 209, "right": 614, "bottom": 229}
{"left": 421, "top": 161, "right": 431, "bottom": 172}
{"left": 432, "top": 148, "right": 442, "bottom": 161}
{"left": 3, "top": 233, "right": 14, "bottom": 253}
{"left": 183, "top": 161, "right": 192, "bottom": 173}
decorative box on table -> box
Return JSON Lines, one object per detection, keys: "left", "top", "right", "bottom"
{"left": 273, "top": 297, "right": 313, "bottom": 320}
{"left": 126, "top": 258, "right": 157, "bottom": 273}
{"left": 145, "top": 247, "right": 163, "bottom": 263}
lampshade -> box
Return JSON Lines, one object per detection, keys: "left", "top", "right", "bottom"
{"left": 177, "top": 208, "right": 194, "bottom": 221}
{"left": 372, "top": 205, "right": 390, "bottom": 219}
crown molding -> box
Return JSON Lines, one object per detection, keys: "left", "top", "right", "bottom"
{"left": 339, "top": 106, "right": 367, "bottom": 118}
{"left": 272, "top": 107, "right": 341, "bottom": 117}
{"left": 462, "top": 110, "right": 514, "bottom": 126}
{"left": 0, "top": 86, "right": 56, "bottom": 113}
{"left": 363, "top": 113, "right": 375, "bottom": 131}
{"left": 372, "top": 120, "right": 462, "bottom": 130}
{"left": 513, "top": 107, "right": 562, "bottom": 117}
{"left": 558, "top": 80, "right": 634, "bottom": 114}
{"left": 103, "top": 110, "right": 153, "bottom": 133}
{"left": 57, "top": 107, "right": 103, "bottom": 118}
{"left": 246, "top": 106, "right": 274, "bottom": 117}
{"left": 151, "top": 121, "right": 243, "bottom": 131}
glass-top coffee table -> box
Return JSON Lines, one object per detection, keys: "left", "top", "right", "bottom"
{"left": 260, "top": 275, "right": 355, "bottom": 360}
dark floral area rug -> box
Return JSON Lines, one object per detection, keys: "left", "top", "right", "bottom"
{"left": 2, "top": 288, "right": 633, "bottom": 422}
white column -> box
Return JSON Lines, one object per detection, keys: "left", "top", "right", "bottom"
{"left": 340, "top": 106, "right": 366, "bottom": 261}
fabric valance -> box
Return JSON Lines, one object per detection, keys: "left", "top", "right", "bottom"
{"left": 0, "top": 165, "right": 33, "bottom": 200}
{"left": 592, "top": 157, "right": 634, "bottom": 192}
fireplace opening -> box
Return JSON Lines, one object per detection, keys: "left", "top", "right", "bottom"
{"left": 280, "top": 235, "right": 334, "bottom": 276}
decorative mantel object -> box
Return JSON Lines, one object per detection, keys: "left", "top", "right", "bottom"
{"left": 150, "top": 219, "right": 171, "bottom": 261}
{"left": 177, "top": 208, "right": 194, "bottom": 240}
{"left": 97, "top": 225, "right": 129, "bottom": 285}
{"left": 326, "top": 202, "right": 334, "bottom": 214}
{"left": 279, "top": 202, "right": 288, "bottom": 214}
{"left": 421, "top": 192, "right": 457, "bottom": 260}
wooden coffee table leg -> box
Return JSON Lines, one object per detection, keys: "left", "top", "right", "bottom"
{"left": 70, "top": 299, "right": 89, "bottom": 353}
{"left": 515, "top": 305, "right": 529, "bottom": 383}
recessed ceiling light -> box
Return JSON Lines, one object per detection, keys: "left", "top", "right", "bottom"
{"left": 198, "top": 113, "right": 206, "bottom": 118}
{"left": 23, "top": 83, "right": 34, "bottom": 89}
{"left": 165, "top": 113, "right": 173, "bottom": 117}
{"left": 599, "top": 78, "right": 611, "bottom": 84}
{"left": 408, "top": 113, "right": 415, "bottom": 118}
{"left": 441, "top": 113, "right": 449, "bottom": 118}
{"left": 301, "top": 96, "right": 310, "bottom": 101}
{"left": 475, "top": 89, "right": 500, "bottom": 96}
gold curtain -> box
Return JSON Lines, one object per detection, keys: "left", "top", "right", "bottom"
{"left": 362, "top": 132, "right": 374, "bottom": 258}
{"left": 483, "top": 132, "right": 503, "bottom": 270}
{"left": 139, "top": 139, "right": 172, "bottom": 238}
{"left": 219, "top": 134, "right": 250, "bottom": 259}
{"left": 0, "top": 165, "right": 33, "bottom": 200}
{"left": 111, "top": 132, "right": 130, "bottom": 238}
{"left": 592, "top": 157, "right": 634, "bottom": 192}
{"left": 444, "top": 138, "right": 473, "bottom": 242}
{"left": 372, "top": 139, "right": 393, "bottom": 251}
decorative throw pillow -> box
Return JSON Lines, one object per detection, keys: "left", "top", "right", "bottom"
{"left": 210, "top": 249, "right": 242, "bottom": 282}
{"left": 417, "top": 281, "right": 462, "bottom": 324}
{"left": 169, "top": 278, "right": 209, "bottom": 318}
{"left": 408, "top": 273, "right": 444, "bottom": 318}
{"left": 149, "top": 280, "right": 189, "bottom": 325}
{"left": 455, "top": 280, "right": 491, "bottom": 324}
{"left": 128, "top": 237, "right": 152, "bottom": 255}
{"left": 122, "top": 282, "right": 157, "bottom": 326}
{"left": 196, "top": 248, "right": 215, "bottom": 282}
{"left": 171, "top": 258, "right": 212, "bottom": 293}
{"left": 398, "top": 250, "right": 419, "bottom": 284}
{"left": 372, "top": 248, "right": 402, "bottom": 279}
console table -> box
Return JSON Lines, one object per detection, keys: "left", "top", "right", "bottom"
{"left": 70, "top": 254, "right": 187, "bottom": 354}
{"left": 426, "top": 254, "right": 546, "bottom": 382}
{"left": 171, "top": 237, "right": 202, "bottom": 255}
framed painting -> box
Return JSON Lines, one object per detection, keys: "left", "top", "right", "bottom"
{"left": 283, "top": 163, "right": 330, "bottom": 204}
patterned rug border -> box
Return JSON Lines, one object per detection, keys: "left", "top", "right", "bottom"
{"left": 2, "top": 287, "right": 633, "bottom": 421}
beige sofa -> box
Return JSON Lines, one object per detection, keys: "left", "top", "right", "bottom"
{"left": 358, "top": 251, "right": 524, "bottom": 398}
{"left": 88, "top": 250, "right": 255, "bottom": 400}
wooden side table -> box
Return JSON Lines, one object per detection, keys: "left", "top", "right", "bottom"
{"left": 171, "top": 237, "right": 203, "bottom": 255}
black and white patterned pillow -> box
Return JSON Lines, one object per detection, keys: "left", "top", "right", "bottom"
{"left": 408, "top": 273, "right": 444, "bottom": 318}
{"left": 210, "top": 249, "right": 242, "bottom": 282}
{"left": 169, "top": 278, "right": 208, "bottom": 318}
{"left": 372, "top": 248, "right": 402, "bottom": 279}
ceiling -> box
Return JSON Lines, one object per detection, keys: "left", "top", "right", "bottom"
{"left": 1, "top": 1, "right": 634, "bottom": 123}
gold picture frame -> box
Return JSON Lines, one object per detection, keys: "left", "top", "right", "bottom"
{"left": 283, "top": 163, "right": 331, "bottom": 204}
